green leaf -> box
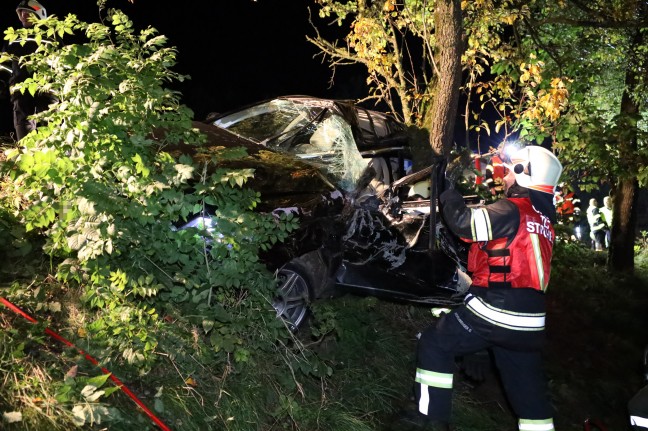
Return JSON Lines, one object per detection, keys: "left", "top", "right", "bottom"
{"left": 86, "top": 373, "right": 111, "bottom": 389}
{"left": 202, "top": 319, "right": 215, "bottom": 334}
{"left": 211, "top": 304, "right": 232, "bottom": 323}
{"left": 28, "top": 82, "right": 38, "bottom": 96}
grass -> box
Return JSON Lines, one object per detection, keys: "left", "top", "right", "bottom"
{"left": 1, "top": 240, "right": 647, "bottom": 430}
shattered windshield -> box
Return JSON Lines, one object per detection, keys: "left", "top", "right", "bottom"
{"left": 214, "top": 99, "right": 308, "bottom": 143}
{"left": 213, "top": 99, "right": 369, "bottom": 191}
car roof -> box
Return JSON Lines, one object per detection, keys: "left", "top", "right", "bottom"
{"left": 210, "top": 95, "right": 411, "bottom": 157}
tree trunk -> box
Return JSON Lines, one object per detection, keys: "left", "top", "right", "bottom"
{"left": 609, "top": 178, "right": 638, "bottom": 272}
{"left": 608, "top": 5, "right": 644, "bottom": 273}
{"left": 427, "top": 0, "right": 463, "bottom": 157}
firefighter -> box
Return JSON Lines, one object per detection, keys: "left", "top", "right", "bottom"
{"left": 1, "top": 0, "right": 55, "bottom": 140}
{"left": 586, "top": 198, "right": 607, "bottom": 251}
{"left": 555, "top": 184, "right": 581, "bottom": 222}
{"left": 395, "top": 145, "right": 562, "bottom": 431}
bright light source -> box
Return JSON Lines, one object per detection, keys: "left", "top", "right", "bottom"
{"left": 500, "top": 140, "right": 524, "bottom": 163}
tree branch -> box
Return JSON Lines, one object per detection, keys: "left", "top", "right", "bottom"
{"left": 522, "top": 17, "right": 564, "bottom": 75}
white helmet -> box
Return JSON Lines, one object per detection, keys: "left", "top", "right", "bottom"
{"left": 507, "top": 146, "right": 563, "bottom": 195}
{"left": 16, "top": 0, "right": 47, "bottom": 20}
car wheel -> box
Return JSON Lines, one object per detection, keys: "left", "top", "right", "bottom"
{"left": 273, "top": 261, "right": 314, "bottom": 331}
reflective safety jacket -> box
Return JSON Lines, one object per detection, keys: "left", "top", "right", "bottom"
{"left": 440, "top": 189, "right": 555, "bottom": 292}
{"left": 587, "top": 206, "right": 606, "bottom": 233}
{"left": 600, "top": 205, "right": 613, "bottom": 227}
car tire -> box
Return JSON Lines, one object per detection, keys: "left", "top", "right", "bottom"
{"left": 273, "top": 260, "right": 315, "bottom": 331}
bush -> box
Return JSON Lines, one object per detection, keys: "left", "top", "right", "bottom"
{"left": 0, "top": 7, "right": 303, "bottom": 429}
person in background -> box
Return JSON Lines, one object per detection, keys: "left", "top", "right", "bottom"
{"left": 586, "top": 198, "right": 607, "bottom": 251}
{"left": 1, "top": 0, "right": 55, "bottom": 140}
{"left": 484, "top": 153, "right": 505, "bottom": 196}
{"left": 395, "top": 145, "right": 562, "bottom": 431}
{"left": 555, "top": 183, "right": 581, "bottom": 223}
{"left": 600, "top": 196, "right": 613, "bottom": 249}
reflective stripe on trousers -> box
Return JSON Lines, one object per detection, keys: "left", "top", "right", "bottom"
{"left": 631, "top": 414, "right": 648, "bottom": 428}
{"left": 465, "top": 293, "right": 546, "bottom": 331}
{"left": 415, "top": 368, "right": 453, "bottom": 415}
{"left": 519, "top": 418, "right": 555, "bottom": 431}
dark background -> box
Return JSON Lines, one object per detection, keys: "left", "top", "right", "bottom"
{"left": 0, "top": 0, "right": 367, "bottom": 132}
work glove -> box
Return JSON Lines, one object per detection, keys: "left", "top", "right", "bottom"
{"left": 459, "top": 350, "right": 491, "bottom": 382}
{"left": 444, "top": 150, "right": 471, "bottom": 190}
{"left": 444, "top": 159, "right": 463, "bottom": 190}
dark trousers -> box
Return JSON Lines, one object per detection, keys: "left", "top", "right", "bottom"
{"left": 13, "top": 93, "right": 55, "bottom": 140}
{"left": 591, "top": 229, "right": 606, "bottom": 250}
{"left": 415, "top": 304, "right": 552, "bottom": 422}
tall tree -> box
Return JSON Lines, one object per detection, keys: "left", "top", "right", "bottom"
{"left": 518, "top": 0, "right": 648, "bottom": 272}
{"left": 609, "top": 4, "right": 645, "bottom": 272}
{"left": 309, "top": 0, "right": 469, "bottom": 157}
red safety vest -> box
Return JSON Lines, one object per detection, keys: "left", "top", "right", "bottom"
{"left": 468, "top": 198, "right": 554, "bottom": 292}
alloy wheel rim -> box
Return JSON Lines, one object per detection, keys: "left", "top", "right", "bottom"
{"left": 272, "top": 268, "right": 310, "bottom": 330}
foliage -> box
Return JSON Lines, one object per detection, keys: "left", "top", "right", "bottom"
{"left": 0, "top": 282, "right": 134, "bottom": 431}
{"left": 636, "top": 230, "right": 648, "bottom": 270}
{"left": 0, "top": 6, "right": 301, "bottom": 427}
{"left": 309, "top": 1, "right": 567, "bottom": 139}
{"left": 309, "top": 0, "right": 436, "bottom": 126}
{"left": 510, "top": 0, "right": 647, "bottom": 272}
{"left": 311, "top": 0, "right": 486, "bottom": 127}
{"left": 461, "top": 1, "right": 568, "bottom": 152}
{"left": 473, "top": 53, "right": 571, "bottom": 149}
{"left": 516, "top": 0, "right": 648, "bottom": 191}
{"left": 309, "top": 0, "right": 646, "bottom": 192}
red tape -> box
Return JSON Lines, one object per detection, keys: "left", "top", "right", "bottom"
{"left": 0, "top": 296, "right": 172, "bottom": 431}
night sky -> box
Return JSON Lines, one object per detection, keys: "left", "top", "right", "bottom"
{"left": 0, "top": 0, "right": 368, "bottom": 133}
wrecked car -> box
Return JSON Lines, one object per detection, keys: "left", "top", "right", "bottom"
{"left": 181, "top": 96, "right": 471, "bottom": 329}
